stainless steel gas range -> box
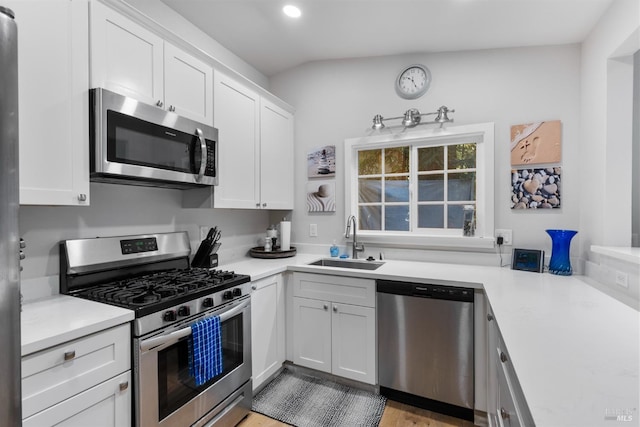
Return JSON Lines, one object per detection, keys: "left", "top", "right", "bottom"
{"left": 60, "top": 232, "right": 252, "bottom": 427}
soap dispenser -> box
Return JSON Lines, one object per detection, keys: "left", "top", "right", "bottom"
{"left": 330, "top": 240, "right": 339, "bottom": 257}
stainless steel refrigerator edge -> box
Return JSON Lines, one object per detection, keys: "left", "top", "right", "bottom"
{"left": 0, "top": 5, "right": 21, "bottom": 425}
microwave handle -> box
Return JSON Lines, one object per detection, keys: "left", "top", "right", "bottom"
{"left": 139, "top": 299, "right": 249, "bottom": 352}
{"left": 195, "top": 127, "right": 207, "bottom": 182}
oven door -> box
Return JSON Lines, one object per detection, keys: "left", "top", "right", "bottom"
{"left": 135, "top": 297, "right": 251, "bottom": 427}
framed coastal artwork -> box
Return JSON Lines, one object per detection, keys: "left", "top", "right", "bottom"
{"left": 511, "top": 167, "right": 561, "bottom": 209}
{"left": 306, "top": 181, "right": 336, "bottom": 212}
{"left": 307, "top": 145, "right": 336, "bottom": 178}
{"left": 510, "top": 120, "right": 562, "bottom": 166}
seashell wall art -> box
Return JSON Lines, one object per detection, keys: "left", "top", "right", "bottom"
{"left": 511, "top": 167, "right": 561, "bottom": 209}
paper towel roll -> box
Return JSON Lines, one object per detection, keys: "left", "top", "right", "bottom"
{"left": 280, "top": 221, "right": 291, "bottom": 251}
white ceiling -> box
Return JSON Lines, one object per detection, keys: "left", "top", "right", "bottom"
{"left": 160, "top": 0, "right": 614, "bottom": 77}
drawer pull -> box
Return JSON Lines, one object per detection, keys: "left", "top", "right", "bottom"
{"left": 63, "top": 351, "right": 76, "bottom": 361}
{"left": 500, "top": 407, "right": 509, "bottom": 419}
{"left": 487, "top": 313, "right": 493, "bottom": 321}
{"left": 500, "top": 351, "right": 508, "bottom": 363}
{"left": 333, "top": 305, "right": 338, "bottom": 313}
{"left": 119, "top": 382, "right": 129, "bottom": 392}
{"left": 251, "top": 285, "right": 257, "bottom": 290}
{"left": 323, "top": 304, "right": 328, "bottom": 310}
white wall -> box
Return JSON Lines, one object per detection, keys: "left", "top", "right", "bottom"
{"left": 19, "top": 183, "right": 270, "bottom": 299}
{"left": 580, "top": 0, "right": 639, "bottom": 252}
{"left": 269, "top": 45, "right": 582, "bottom": 265}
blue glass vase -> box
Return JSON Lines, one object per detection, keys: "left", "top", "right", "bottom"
{"left": 546, "top": 229, "right": 578, "bottom": 275}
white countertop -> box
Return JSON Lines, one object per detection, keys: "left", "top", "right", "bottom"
{"left": 22, "top": 255, "right": 638, "bottom": 426}
{"left": 224, "top": 255, "right": 640, "bottom": 427}
{"left": 21, "top": 294, "right": 134, "bottom": 356}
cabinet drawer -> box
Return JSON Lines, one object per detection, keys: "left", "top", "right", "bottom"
{"left": 495, "top": 337, "right": 535, "bottom": 426}
{"left": 22, "top": 324, "right": 130, "bottom": 419}
{"left": 23, "top": 371, "right": 131, "bottom": 427}
{"left": 292, "top": 273, "right": 375, "bottom": 307}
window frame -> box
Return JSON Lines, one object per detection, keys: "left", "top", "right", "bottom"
{"left": 344, "top": 122, "right": 495, "bottom": 249}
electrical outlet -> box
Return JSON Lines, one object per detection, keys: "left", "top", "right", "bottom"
{"left": 495, "top": 229, "right": 513, "bottom": 245}
{"left": 199, "top": 226, "right": 209, "bottom": 241}
{"left": 615, "top": 271, "right": 629, "bottom": 288}
{"left": 309, "top": 223, "right": 318, "bottom": 237}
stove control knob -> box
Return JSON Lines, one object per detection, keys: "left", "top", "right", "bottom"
{"left": 202, "top": 298, "right": 214, "bottom": 308}
{"left": 177, "top": 306, "right": 191, "bottom": 317}
{"left": 223, "top": 290, "right": 233, "bottom": 300}
{"left": 163, "top": 310, "right": 177, "bottom": 322}
{"left": 233, "top": 288, "right": 242, "bottom": 297}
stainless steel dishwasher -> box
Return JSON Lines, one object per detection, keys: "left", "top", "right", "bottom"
{"left": 377, "top": 280, "right": 474, "bottom": 421}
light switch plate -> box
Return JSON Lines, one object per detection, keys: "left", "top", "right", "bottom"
{"left": 309, "top": 224, "right": 318, "bottom": 237}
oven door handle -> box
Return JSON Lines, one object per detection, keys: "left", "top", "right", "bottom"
{"left": 139, "top": 299, "right": 249, "bottom": 352}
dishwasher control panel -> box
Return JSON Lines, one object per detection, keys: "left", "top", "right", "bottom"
{"left": 376, "top": 280, "right": 474, "bottom": 303}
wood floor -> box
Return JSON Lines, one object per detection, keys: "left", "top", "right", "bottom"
{"left": 238, "top": 400, "right": 476, "bottom": 427}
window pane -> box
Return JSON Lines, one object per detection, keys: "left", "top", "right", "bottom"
{"left": 448, "top": 172, "right": 476, "bottom": 201}
{"left": 385, "top": 205, "right": 409, "bottom": 231}
{"left": 385, "top": 146, "right": 409, "bottom": 174}
{"left": 359, "top": 206, "right": 381, "bottom": 230}
{"left": 418, "top": 205, "right": 444, "bottom": 228}
{"left": 418, "top": 174, "right": 444, "bottom": 201}
{"left": 447, "top": 205, "right": 464, "bottom": 229}
{"left": 385, "top": 176, "right": 409, "bottom": 202}
{"left": 448, "top": 143, "right": 476, "bottom": 170}
{"left": 358, "top": 178, "right": 381, "bottom": 203}
{"left": 358, "top": 149, "right": 381, "bottom": 175}
{"left": 418, "top": 146, "right": 444, "bottom": 171}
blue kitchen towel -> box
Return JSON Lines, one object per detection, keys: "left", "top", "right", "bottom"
{"left": 188, "top": 315, "right": 223, "bottom": 386}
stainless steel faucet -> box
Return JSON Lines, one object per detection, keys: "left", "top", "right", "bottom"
{"left": 345, "top": 215, "right": 365, "bottom": 259}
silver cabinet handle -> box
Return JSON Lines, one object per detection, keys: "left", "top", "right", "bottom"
{"left": 487, "top": 313, "right": 493, "bottom": 321}
{"left": 169, "top": 105, "right": 176, "bottom": 112}
{"left": 156, "top": 100, "right": 163, "bottom": 107}
{"left": 19, "top": 251, "right": 25, "bottom": 260}
{"left": 262, "top": 202, "right": 267, "bottom": 207}
{"left": 19, "top": 238, "right": 25, "bottom": 249}
{"left": 255, "top": 203, "right": 260, "bottom": 208}
{"left": 500, "top": 351, "right": 508, "bottom": 363}
{"left": 500, "top": 408, "right": 509, "bottom": 419}
{"left": 251, "top": 284, "right": 257, "bottom": 290}
{"left": 323, "top": 304, "right": 328, "bottom": 310}
{"left": 194, "top": 128, "right": 207, "bottom": 183}
{"left": 119, "top": 382, "right": 129, "bottom": 392}
{"left": 333, "top": 305, "right": 338, "bottom": 313}
{"left": 77, "top": 193, "right": 87, "bottom": 202}
{"left": 64, "top": 351, "right": 76, "bottom": 361}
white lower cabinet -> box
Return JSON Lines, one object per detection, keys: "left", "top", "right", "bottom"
{"left": 251, "top": 274, "right": 285, "bottom": 391}
{"left": 487, "top": 308, "right": 534, "bottom": 427}
{"left": 291, "top": 273, "right": 376, "bottom": 385}
{"left": 22, "top": 324, "right": 131, "bottom": 427}
{"left": 22, "top": 371, "right": 131, "bottom": 427}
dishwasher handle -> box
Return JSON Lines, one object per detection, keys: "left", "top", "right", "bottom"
{"left": 376, "top": 279, "right": 474, "bottom": 303}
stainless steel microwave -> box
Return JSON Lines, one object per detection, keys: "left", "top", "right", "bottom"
{"left": 90, "top": 88, "right": 218, "bottom": 188}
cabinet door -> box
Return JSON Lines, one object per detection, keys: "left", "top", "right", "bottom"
{"left": 259, "top": 99, "right": 294, "bottom": 209}
{"left": 251, "top": 275, "right": 285, "bottom": 391}
{"left": 292, "top": 297, "right": 331, "bottom": 373}
{"left": 13, "top": 0, "right": 90, "bottom": 205}
{"left": 22, "top": 371, "right": 131, "bottom": 427}
{"left": 213, "top": 72, "right": 260, "bottom": 208}
{"left": 164, "top": 43, "right": 213, "bottom": 125}
{"left": 90, "top": 1, "right": 164, "bottom": 106}
{"left": 331, "top": 303, "right": 376, "bottom": 384}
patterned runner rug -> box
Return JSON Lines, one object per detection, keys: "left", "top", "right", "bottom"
{"left": 252, "top": 369, "right": 387, "bottom": 427}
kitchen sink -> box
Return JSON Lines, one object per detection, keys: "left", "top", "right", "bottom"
{"left": 308, "top": 258, "right": 385, "bottom": 270}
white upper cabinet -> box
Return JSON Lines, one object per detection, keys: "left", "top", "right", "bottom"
{"left": 213, "top": 71, "right": 260, "bottom": 208}
{"left": 12, "top": 0, "right": 91, "bottom": 206}
{"left": 90, "top": 2, "right": 213, "bottom": 125}
{"left": 213, "top": 71, "right": 294, "bottom": 210}
{"left": 260, "top": 99, "right": 294, "bottom": 209}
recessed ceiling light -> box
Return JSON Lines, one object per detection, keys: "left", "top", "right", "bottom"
{"left": 283, "top": 5, "right": 301, "bottom": 18}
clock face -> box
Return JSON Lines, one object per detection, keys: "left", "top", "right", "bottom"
{"left": 396, "top": 65, "right": 431, "bottom": 99}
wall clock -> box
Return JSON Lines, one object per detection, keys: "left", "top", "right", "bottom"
{"left": 395, "top": 64, "right": 431, "bottom": 99}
